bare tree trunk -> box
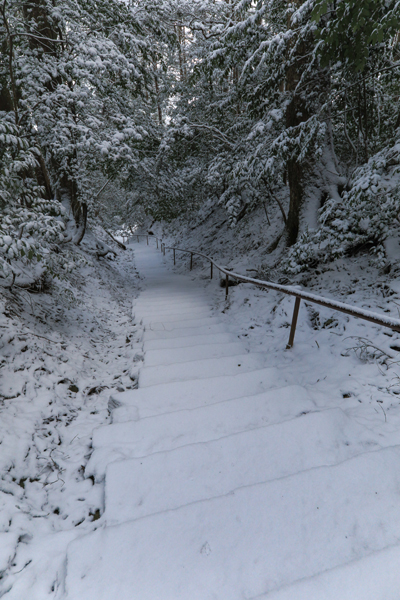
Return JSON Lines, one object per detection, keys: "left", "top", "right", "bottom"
{"left": 22, "top": 0, "right": 59, "bottom": 58}
{"left": 284, "top": 0, "right": 312, "bottom": 246}
{"left": 286, "top": 156, "right": 305, "bottom": 245}
{"left": 36, "top": 152, "right": 53, "bottom": 199}
{"left": 285, "top": 74, "right": 309, "bottom": 246}
{"left": 1, "top": 0, "right": 19, "bottom": 123}
{"left": 327, "top": 65, "right": 339, "bottom": 173}
{"left": 262, "top": 177, "right": 287, "bottom": 224}
{"left": 100, "top": 226, "right": 126, "bottom": 250}
{"left": 72, "top": 202, "right": 87, "bottom": 245}
{"left": 65, "top": 175, "right": 87, "bottom": 245}
{"left": 0, "top": 39, "right": 13, "bottom": 114}
{"left": 154, "top": 70, "right": 162, "bottom": 125}
{"left": 176, "top": 25, "right": 187, "bottom": 82}
{"left": 263, "top": 201, "right": 271, "bottom": 225}
{"left": 363, "top": 76, "right": 369, "bottom": 161}
{"left": 344, "top": 89, "right": 357, "bottom": 155}
{"left": 181, "top": 26, "right": 187, "bottom": 80}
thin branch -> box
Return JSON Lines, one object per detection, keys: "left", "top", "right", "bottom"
{"left": 93, "top": 178, "right": 111, "bottom": 201}
{"left": 186, "top": 121, "right": 235, "bottom": 149}
{"left": 100, "top": 226, "right": 126, "bottom": 250}
{"left": 263, "top": 201, "right": 271, "bottom": 225}
{"left": 297, "top": 61, "right": 400, "bottom": 98}
{"left": 10, "top": 31, "right": 65, "bottom": 43}
{"left": 343, "top": 90, "right": 357, "bottom": 155}
{"left": 263, "top": 178, "right": 287, "bottom": 224}
{"left": 17, "top": 328, "right": 60, "bottom": 344}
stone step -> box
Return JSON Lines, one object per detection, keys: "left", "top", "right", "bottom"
{"left": 86, "top": 383, "right": 309, "bottom": 481}
{"left": 110, "top": 366, "right": 281, "bottom": 421}
{"left": 139, "top": 352, "right": 265, "bottom": 387}
{"left": 144, "top": 342, "right": 244, "bottom": 367}
{"left": 65, "top": 446, "right": 400, "bottom": 600}
{"left": 143, "top": 316, "right": 222, "bottom": 331}
{"left": 143, "top": 332, "right": 238, "bottom": 351}
{"left": 140, "top": 311, "right": 212, "bottom": 326}
{"left": 104, "top": 407, "right": 376, "bottom": 524}
{"left": 142, "top": 323, "right": 229, "bottom": 340}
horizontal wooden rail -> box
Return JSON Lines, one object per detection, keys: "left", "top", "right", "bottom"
{"left": 133, "top": 233, "right": 400, "bottom": 348}
{"left": 134, "top": 233, "right": 159, "bottom": 248}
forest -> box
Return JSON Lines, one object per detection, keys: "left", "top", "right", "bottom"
{"left": 3, "top": 2, "right": 400, "bottom": 598}
{"left": 1, "top": 0, "right": 399, "bottom": 284}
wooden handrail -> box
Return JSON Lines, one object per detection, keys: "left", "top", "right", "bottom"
{"left": 134, "top": 233, "right": 159, "bottom": 248}
{"left": 133, "top": 234, "right": 400, "bottom": 348}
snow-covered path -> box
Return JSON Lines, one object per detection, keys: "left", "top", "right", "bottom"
{"left": 63, "top": 243, "right": 400, "bottom": 600}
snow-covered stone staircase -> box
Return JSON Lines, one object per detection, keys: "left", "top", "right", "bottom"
{"left": 63, "top": 243, "right": 400, "bottom": 600}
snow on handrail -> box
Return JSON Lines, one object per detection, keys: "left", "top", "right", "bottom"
{"left": 133, "top": 234, "right": 400, "bottom": 348}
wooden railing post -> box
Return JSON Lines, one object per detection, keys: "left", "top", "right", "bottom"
{"left": 225, "top": 273, "right": 229, "bottom": 298}
{"left": 210, "top": 261, "right": 213, "bottom": 279}
{"left": 156, "top": 238, "right": 158, "bottom": 249}
{"left": 173, "top": 249, "right": 176, "bottom": 265}
{"left": 190, "top": 252, "right": 193, "bottom": 270}
{"left": 147, "top": 235, "right": 149, "bottom": 245}
{"left": 286, "top": 297, "right": 301, "bottom": 349}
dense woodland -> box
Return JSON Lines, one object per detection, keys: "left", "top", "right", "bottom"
{"left": 2, "top": 4, "right": 400, "bottom": 595}
{"left": 1, "top": 0, "right": 400, "bottom": 285}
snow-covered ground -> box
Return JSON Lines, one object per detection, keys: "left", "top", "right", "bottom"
{"left": 0, "top": 234, "right": 142, "bottom": 598}
{"left": 3, "top": 224, "right": 400, "bottom": 598}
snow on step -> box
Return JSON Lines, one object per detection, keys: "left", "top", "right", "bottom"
{"left": 141, "top": 308, "right": 211, "bottom": 326}
{"left": 111, "top": 366, "right": 280, "bottom": 421}
{"left": 143, "top": 323, "right": 228, "bottom": 340}
{"left": 139, "top": 309, "right": 212, "bottom": 323}
{"left": 142, "top": 316, "right": 222, "bottom": 331}
{"left": 134, "top": 288, "right": 203, "bottom": 297}
{"left": 139, "top": 352, "right": 265, "bottom": 387}
{"left": 134, "top": 309, "right": 211, "bottom": 324}
{"left": 262, "top": 543, "right": 400, "bottom": 600}
{"left": 85, "top": 384, "right": 310, "bottom": 480}
{"left": 65, "top": 446, "right": 400, "bottom": 600}
{"left": 143, "top": 332, "right": 238, "bottom": 350}
{"left": 134, "top": 302, "right": 210, "bottom": 314}
{"left": 104, "top": 407, "right": 377, "bottom": 524}
{"left": 133, "top": 297, "right": 209, "bottom": 307}
{"left": 133, "top": 294, "right": 207, "bottom": 306}
{"left": 133, "top": 287, "right": 203, "bottom": 295}
{"left": 144, "top": 342, "right": 244, "bottom": 367}
{"left": 135, "top": 290, "right": 203, "bottom": 299}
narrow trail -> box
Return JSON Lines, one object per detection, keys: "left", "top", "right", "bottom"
{"left": 57, "top": 243, "right": 400, "bottom": 599}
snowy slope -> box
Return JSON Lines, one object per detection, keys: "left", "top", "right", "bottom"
{"left": 0, "top": 233, "right": 143, "bottom": 599}
{"left": 63, "top": 241, "right": 400, "bottom": 599}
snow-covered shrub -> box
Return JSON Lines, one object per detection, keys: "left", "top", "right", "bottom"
{"left": 284, "top": 140, "right": 400, "bottom": 273}
{"left": 0, "top": 120, "right": 66, "bottom": 281}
